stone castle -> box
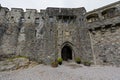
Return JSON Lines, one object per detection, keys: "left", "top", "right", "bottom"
{"left": 0, "top": 1, "right": 120, "bottom": 66}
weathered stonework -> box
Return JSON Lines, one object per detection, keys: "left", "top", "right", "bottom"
{"left": 86, "top": 1, "right": 120, "bottom": 66}
{"left": 91, "top": 27, "right": 120, "bottom": 65}
{"left": 0, "top": 1, "right": 120, "bottom": 66}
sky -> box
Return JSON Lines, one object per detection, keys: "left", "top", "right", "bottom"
{"left": 0, "top": 0, "right": 119, "bottom": 11}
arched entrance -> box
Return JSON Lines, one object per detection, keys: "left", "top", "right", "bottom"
{"left": 61, "top": 45, "right": 72, "bottom": 61}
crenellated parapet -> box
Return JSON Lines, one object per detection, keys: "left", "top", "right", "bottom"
{"left": 46, "top": 7, "right": 86, "bottom": 16}
{"left": 0, "top": 5, "right": 87, "bottom": 25}
{"left": 7, "top": 8, "right": 24, "bottom": 23}
{"left": 0, "top": 5, "right": 46, "bottom": 25}
{"left": 85, "top": 1, "right": 120, "bottom": 31}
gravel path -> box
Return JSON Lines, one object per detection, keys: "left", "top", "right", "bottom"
{"left": 0, "top": 64, "right": 120, "bottom": 80}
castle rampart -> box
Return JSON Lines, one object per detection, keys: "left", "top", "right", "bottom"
{"left": 0, "top": 1, "right": 120, "bottom": 66}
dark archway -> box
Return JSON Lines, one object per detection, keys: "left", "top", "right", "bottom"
{"left": 61, "top": 45, "right": 72, "bottom": 61}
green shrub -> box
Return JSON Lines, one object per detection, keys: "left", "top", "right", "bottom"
{"left": 75, "top": 57, "right": 81, "bottom": 64}
{"left": 83, "top": 60, "right": 92, "bottom": 66}
{"left": 7, "top": 56, "right": 28, "bottom": 62}
{"left": 51, "top": 61, "right": 58, "bottom": 67}
{"left": 57, "top": 57, "right": 63, "bottom": 62}
{"left": 57, "top": 57, "right": 63, "bottom": 65}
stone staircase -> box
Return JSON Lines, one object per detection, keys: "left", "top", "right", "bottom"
{"left": 62, "top": 60, "right": 84, "bottom": 68}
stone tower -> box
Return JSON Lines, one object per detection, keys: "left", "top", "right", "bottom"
{"left": 44, "top": 7, "right": 93, "bottom": 62}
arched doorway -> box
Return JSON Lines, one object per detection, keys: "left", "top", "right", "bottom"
{"left": 61, "top": 45, "right": 72, "bottom": 61}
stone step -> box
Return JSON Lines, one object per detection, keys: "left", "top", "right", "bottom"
{"left": 62, "top": 60, "right": 84, "bottom": 68}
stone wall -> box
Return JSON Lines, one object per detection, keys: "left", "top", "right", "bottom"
{"left": 86, "top": 1, "right": 120, "bottom": 66}
{"left": 0, "top": 1, "right": 120, "bottom": 66}
{"left": 90, "top": 25, "right": 120, "bottom": 66}
{"left": 0, "top": 6, "right": 47, "bottom": 63}
{"left": 45, "top": 7, "right": 93, "bottom": 62}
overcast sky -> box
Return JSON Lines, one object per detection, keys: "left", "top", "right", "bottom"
{"left": 0, "top": 0, "right": 119, "bottom": 11}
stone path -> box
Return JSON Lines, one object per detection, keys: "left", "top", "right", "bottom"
{"left": 0, "top": 64, "right": 120, "bottom": 80}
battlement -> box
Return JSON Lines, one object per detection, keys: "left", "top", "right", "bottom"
{"left": 0, "top": 5, "right": 42, "bottom": 23}
{"left": 26, "top": 9, "right": 37, "bottom": 13}
{"left": 85, "top": 1, "right": 120, "bottom": 30}
{"left": 11, "top": 8, "right": 24, "bottom": 12}
{"left": 46, "top": 7, "right": 86, "bottom": 16}
{"left": 0, "top": 5, "right": 87, "bottom": 24}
